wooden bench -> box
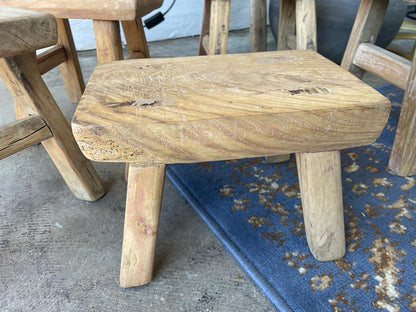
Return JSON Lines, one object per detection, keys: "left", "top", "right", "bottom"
{"left": 72, "top": 50, "right": 390, "bottom": 287}
{"left": 0, "top": 6, "right": 104, "bottom": 201}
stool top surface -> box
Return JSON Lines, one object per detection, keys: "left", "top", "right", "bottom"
{"left": 0, "top": 6, "right": 57, "bottom": 58}
{"left": 73, "top": 50, "right": 390, "bottom": 165}
{"left": 0, "top": 0, "right": 163, "bottom": 20}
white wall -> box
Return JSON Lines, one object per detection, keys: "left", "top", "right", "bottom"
{"left": 69, "top": 0, "right": 270, "bottom": 51}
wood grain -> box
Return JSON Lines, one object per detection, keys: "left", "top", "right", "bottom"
{"left": 122, "top": 20, "right": 150, "bottom": 59}
{"left": 341, "top": 0, "right": 389, "bottom": 77}
{"left": 120, "top": 164, "right": 165, "bottom": 287}
{"left": 296, "top": 151, "right": 346, "bottom": 261}
{"left": 295, "top": 0, "right": 317, "bottom": 50}
{"left": 208, "top": 0, "right": 230, "bottom": 55}
{"left": 0, "top": 0, "right": 163, "bottom": 20}
{"left": 93, "top": 20, "right": 123, "bottom": 63}
{"left": 0, "top": 115, "right": 52, "bottom": 160}
{"left": 353, "top": 43, "right": 411, "bottom": 90}
{"left": 0, "top": 53, "right": 105, "bottom": 201}
{"left": 0, "top": 6, "right": 57, "bottom": 58}
{"left": 277, "top": 0, "right": 296, "bottom": 50}
{"left": 72, "top": 50, "right": 390, "bottom": 165}
{"left": 250, "top": 0, "right": 267, "bottom": 52}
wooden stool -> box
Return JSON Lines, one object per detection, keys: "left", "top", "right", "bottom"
{"left": 0, "top": 6, "right": 105, "bottom": 201}
{"left": 72, "top": 50, "right": 390, "bottom": 287}
{"left": 0, "top": 0, "right": 163, "bottom": 105}
{"left": 341, "top": 0, "right": 416, "bottom": 176}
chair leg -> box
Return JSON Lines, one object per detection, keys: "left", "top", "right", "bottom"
{"left": 389, "top": 52, "right": 416, "bottom": 176}
{"left": 199, "top": 0, "right": 212, "bottom": 55}
{"left": 296, "top": 151, "right": 346, "bottom": 261}
{"left": 93, "top": 20, "right": 124, "bottom": 63}
{"left": 209, "top": 0, "right": 231, "bottom": 55}
{"left": 120, "top": 164, "right": 165, "bottom": 288}
{"left": 0, "top": 54, "right": 105, "bottom": 201}
{"left": 295, "top": 0, "right": 317, "bottom": 50}
{"left": 341, "top": 0, "right": 389, "bottom": 77}
{"left": 278, "top": 0, "right": 296, "bottom": 50}
{"left": 121, "top": 19, "right": 150, "bottom": 59}
{"left": 56, "top": 18, "right": 85, "bottom": 103}
{"left": 250, "top": 0, "right": 267, "bottom": 52}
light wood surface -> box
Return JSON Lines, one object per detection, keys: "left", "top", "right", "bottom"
{"left": 0, "top": 53, "right": 105, "bottom": 201}
{"left": 37, "top": 45, "right": 66, "bottom": 75}
{"left": 0, "top": 115, "right": 52, "bottom": 160}
{"left": 208, "top": 0, "right": 230, "bottom": 55}
{"left": 278, "top": 0, "right": 296, "bottom": 50}
{"left": 72, "top": 50, "right": 390, "bottom": 164}
{"left": 296, "top": 151, "right": 346, "bottom": 261}
{"left": 56, "top": 18, "right": 85, "bottom": 103}
{"left": 250, "top": 0, "right": 267, "bottom": 52}
{"left": 295, "top": 0, "right": 317, "bottom": 50}
{"left": 0, "top": 6, "right": 57, "bottom": 58}
{"left": 120, "top": 164, "right": 165, "bottom": 287}
{"left": 353, "top": 43, "right": 411, "bottom": 90}
{"left": 93, "top": 20, "right": 124, "bottom": 63}
{"left": 0, "top": 0, "right": 163, "bottom": 20}
{"left": 341, "top": 0, "right": 389, "bottom": 76}
{"left": 122, "top": 20, "right": 150, "bottom": 59}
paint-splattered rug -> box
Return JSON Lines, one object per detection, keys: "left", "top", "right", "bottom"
{"left": 166, "top": 84, "right": 416, "bottom": 312}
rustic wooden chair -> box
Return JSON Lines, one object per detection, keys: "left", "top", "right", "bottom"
{"left": 0, "top": 6, "right": 105, "bottom": 201}
{"left": 341, "top": 0, "right": 416, "bottom": 176}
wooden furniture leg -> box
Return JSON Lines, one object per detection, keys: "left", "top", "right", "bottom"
{"left": 0, "top": 53, "right": 105, "bottom": 201}
{"left": 120, "top": 164, "right": 165, "bottom": 287}
{"left": 250, "top": 0, "right": 267, "bottom": 52}
{"left": 199, "top": 0, "right": 212, "bottom": 55}
{"left": 296, "top": 151, "right": 345, "bottom": 261}
{"left": 121, "top": 20, "right": 150, "bottom": 59}
{"left": 56, "top": 18, "right": 85, "bottom": 103}
{"left": 93, "top": 20, "right": 124, "bottom": 63}
{"left": 209, "top": 0, "right": 231, "bottom": 55}
{"left": 278, "top": 0, "right": 296, "bottom": 50}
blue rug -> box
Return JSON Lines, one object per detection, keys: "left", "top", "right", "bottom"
{"left": 166, "top": 84, "right": 416, "bottom": 312}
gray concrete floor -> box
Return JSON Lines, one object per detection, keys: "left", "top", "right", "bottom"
{"left": 0, "top": 28, "right": 411, "bottom": 311}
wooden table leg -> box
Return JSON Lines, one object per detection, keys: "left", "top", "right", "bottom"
{"left": 250, "top": 0, "right": 267, "bottom": 52}
{"left": 93, "top": 20, "right": 124, "bottom": 63}
{"left": 0, "top": 54, "right": 105, "bottom": 201}
{"left": 120, "top": 164, "right": 165, "bottom": 287}
{"left": 121, "top": 20, "right": 150, "bottom": 59}
{"left": 296, "top": 151, "right": 346, "bottom": 261}
{"left": 209, "top": 0, "right": 231, "bottom": 55}
{"left": 56, "top": 18, "right": 85, "bottom": 103}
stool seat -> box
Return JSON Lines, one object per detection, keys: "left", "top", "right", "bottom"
{"left": 0, "top": 6, "right": 57, "bottom": 58}
{"left": 0, "top": 0, "right": 163, "bottom": 20}
{"left": 73, "top": 50, "right": 390, "bottom": 165}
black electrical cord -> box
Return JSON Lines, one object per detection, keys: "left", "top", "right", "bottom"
{"left": 144, "top": 0, "right": 176, "bottom": 29}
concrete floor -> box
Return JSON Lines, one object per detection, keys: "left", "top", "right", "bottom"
{"left": 0, "top": 27, "right": 406, "bottom": 311}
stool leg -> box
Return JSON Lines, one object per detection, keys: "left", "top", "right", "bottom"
{"left": 121, "top": 20, "right": 150, "bottom": 59}
{"left": 295, "top": 0, "right": 317, "bottom": 50}
{"left": 278, "top": 0, "right": 296, "bottom": 50}
{"left": 199, "top": 0, "right": 212, "bottom": 55}
{"left": 56, "top": 18, "right": 85, "bottom": 103}
{"left": 93, "top": 20, "right": 124, "bottom": 63}
{"left": 208, "top": 0, "right": 231, "bottom": 55}
{"left": 250, "top": 0, "right": 267, "bottom": 52}
{"left": 389, "top": 53, "right": 416, "bottom": 176}
{"left": 341, "top": 0, "right": 389, "bottom": 76}
{"left": 120, "top": 164, "right": 165, "bottom": 287}
{"left": 296, "top": 151, "right": 346, "bottom": 261}
{"left": 0, "top": 54, "right": 105, "bottom": 201}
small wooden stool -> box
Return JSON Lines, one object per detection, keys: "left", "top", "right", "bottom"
{"left": 341, "top": 0, "right": 416, "bottom": 176}
{"left": 0, "top": 6, "right": 104, "bottom": 201}
{"left": 72, "top": 50, "right": 390, "bottom": 287}
{"left": 0, "top": 0, "right": 163, "bottom": 105}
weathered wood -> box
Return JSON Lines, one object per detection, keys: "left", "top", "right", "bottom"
{"left": 277, "top": 0, "right": 296, "bottom": 50}
{"left": 72, "top": 50, "right": 390, "bottom": 165}
{"left": 341, "top": 0, "right": 389, "bottom": 77}
{"left": 121, "top": 19, "right": 150, "bottom": 59}
{"left": 265, "top": 154, "right": 291, "bottom": 164}
{"left": 209, "top": 0, "right": 230, "bottom": 55}
{"left": 0, "top": 6, "right": 57, "bottom": 58}
{"left": 0, "top": 53, "right": 105, "bottom": 201}
{"left": 37, "top": 45, "right": 66, "bottom": 75}
{"left": 296, "top": 151, "right": 346, "bottom": 261}
{"left": 199, "top": 0, "right": 212, "bottom": 55}
{"left": 353, "top": 43, "right": 411, "bottom": 90}
{"left": 0, "top": 0, "right": 163, "bottom": 20}
{"left": 389, "top": 51, "right": 416, "bottom": 176}
{"left": 0, "top": 115, "right": 52, "bottom": 160}
{"left": 93, "top": 20, "right": 123, "bottom": 63}
{"left": 296, "top": 0, "right": 317, "bottom": 50}
{"left": 56, "top": 18, "right": 85, "bottom": 103}
{"left": 250, "top": 0, "right": 267, "bottom": 52}
{"left": 120, "top": 164, "right": 165, "bottom": 287}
